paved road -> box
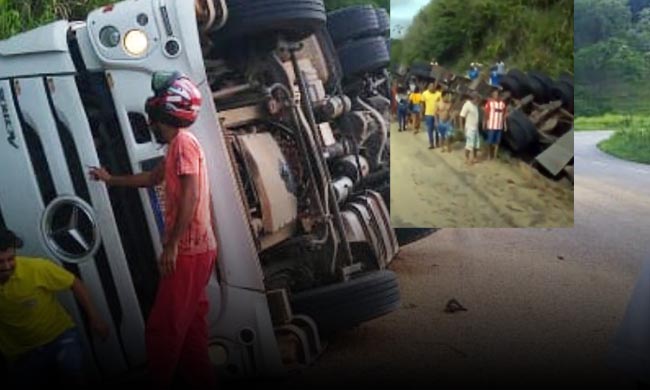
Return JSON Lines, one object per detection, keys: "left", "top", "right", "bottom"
{"left": 286, "top": 131, "right": 650, "bottom": 388}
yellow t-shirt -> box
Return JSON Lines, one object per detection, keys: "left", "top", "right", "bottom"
{"left": 422, "top": 90, "right": 442, "bottom": 116}
{"left": 0, "top": 257, "right": 75, "bottom": 359}
{"left": 409, "top": 92, "right": 422, "bottom": 105}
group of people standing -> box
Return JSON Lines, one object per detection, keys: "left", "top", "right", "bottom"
{"left": 396, "top": 83, "right": 454, "bottom": 152}
{"left": 394, "top": 81, "right": 509, "bottom": 166}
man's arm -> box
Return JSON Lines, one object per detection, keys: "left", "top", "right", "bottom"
{"left": 71, "top": 278, "right": 110, "bottom": 340}
{"left": 483, "top": 103, "right": 490, "bottom": 129}
{"left": 159, "top": 173, "right": 199, "bottom": 276}
{"left": 89, "top": 160, "right": 164, "bottom": 187}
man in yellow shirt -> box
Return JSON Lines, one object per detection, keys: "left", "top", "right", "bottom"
{"left": 0, "top": 228, "right": 109, "bottom": 386}
{"left": 421, "top": 83, "right": 443, "bottom": 149}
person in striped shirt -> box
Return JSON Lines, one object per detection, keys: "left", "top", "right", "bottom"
{"left": 483, "top": 89, "right": 508, "bottom": 160}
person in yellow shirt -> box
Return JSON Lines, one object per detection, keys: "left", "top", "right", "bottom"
{"left": 421, "top": 83, "right": 443, "bottom": 149}
{"left": 0, "top": 228, "right": 109, "bottom": 386}
{"left": 408, "top": 86, "right": 423, "bottom": 133}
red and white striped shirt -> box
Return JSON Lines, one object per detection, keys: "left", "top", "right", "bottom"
{"left": 484, "top": 99, "right": 507, "bottom": 130}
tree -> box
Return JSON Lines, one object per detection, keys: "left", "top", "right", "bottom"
{"left": 575, "top": 0, "right": 631, "bottom": 50}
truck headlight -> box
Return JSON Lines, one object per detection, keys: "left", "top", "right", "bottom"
{"left": 123, "top": 29, "right": 148, "bottom": 57}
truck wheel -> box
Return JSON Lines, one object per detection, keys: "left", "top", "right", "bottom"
{"left": 528, "top": 72, "right": 554, "bottom": 103}
{"left": 504, "top": 109, "right": 538, "bottom": 152}
{"left": 499, "top": 75, "right": 524, "bottom": 99}
{"left": 395, "top": 228, "right": 439, "bottom": 246}
{"left": 526, "top": 74, "right": 547, "bottom": 103}
{"left": 291, "top": 270, "right": 401, "bottom": 335}
{"left": 327, "top": 5, "right": 380, "bottom": 46}
{"left": 375, "top": 8, "right": 390, "bottom": 36}
{"left": 337, "top": 36, "right": 389, "bottom": 78}
{"left": 551, "top": 80, "right": 573, "bottom": 112}
{"left": 213, "top": 0, "right": 326, "bottom": 43}
{"left": 506, "top": 69, "right": 531, "bottom": 97}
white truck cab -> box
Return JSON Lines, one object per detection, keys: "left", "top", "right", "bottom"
{"left": 0, "top": 0, "right": 416, "bottom": 383}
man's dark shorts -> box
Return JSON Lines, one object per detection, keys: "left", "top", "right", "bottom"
{"left": 486, "top": 129, "right": 503, "bottom": 144}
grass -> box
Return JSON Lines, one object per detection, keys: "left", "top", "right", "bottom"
{"left": 574, "top": 114, "right": 650, "bottom": 131}
{"left": 598, "top": 127, "right": 650, "bottom": 164}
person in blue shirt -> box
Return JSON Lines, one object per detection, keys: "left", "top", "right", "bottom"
{"left": 468, "top": 62, "right": 480, "bottom": 80}
{"left": 489, "top": 67, "right": 501, "bottom": 86}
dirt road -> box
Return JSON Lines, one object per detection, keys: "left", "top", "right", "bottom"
{"left": 390, "top": 123, "right": 574, "bottom": 228}
{"left": 283, "top": 131, "right": 648, "bottom": 388}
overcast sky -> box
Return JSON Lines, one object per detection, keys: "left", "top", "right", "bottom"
{"left": 390, "top": 0, "right": 430, "bottom": 39}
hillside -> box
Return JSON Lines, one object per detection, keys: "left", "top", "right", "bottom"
{"left": 575, "top": 0, "right": 650, "bottom": 116}
{"left": 390, "top": 0, "right": 573, "bottom": 79}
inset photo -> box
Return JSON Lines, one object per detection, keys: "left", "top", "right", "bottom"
{"left": 389, "top": 0, "right": 574, "bottom": 228}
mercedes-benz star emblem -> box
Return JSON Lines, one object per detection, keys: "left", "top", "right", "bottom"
{"left": 41, "top": 196, "right": 100, "bottom": 263}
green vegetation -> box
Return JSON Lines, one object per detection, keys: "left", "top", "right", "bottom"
{"left": 574, "top": 114, "right": 650, "bottom": 131}
{"left": 575, "top": 0, "right": 650, "bottom": 116}
{"left": 598, "top": 127, "right": 650, "bottom": 164}
{"left": 0, "top": 0, "right": 108, "bottom": 40}
{"left": 390, "top": 0, "right": 573, "bottom": 77}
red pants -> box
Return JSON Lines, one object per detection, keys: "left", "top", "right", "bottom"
{"left": 145, "top": 250, "right": 217, "bottom": 389}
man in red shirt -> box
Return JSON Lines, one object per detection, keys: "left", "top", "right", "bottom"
{"left": 89, "top": 72, "right": 216, "bottom": 389}
{"left": 483, "top": 89, "right": 508, "bottom": 160}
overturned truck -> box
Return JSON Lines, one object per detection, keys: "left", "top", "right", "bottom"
{"left": 0, "top": 0, "right": 430, "bottom": 383}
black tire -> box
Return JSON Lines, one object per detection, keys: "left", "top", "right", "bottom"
{"left": 213, "top": 0, "right": 325, "bottom": 44}
{"left": 504, "top": 109, "right": 538, "bottom": 152}
{"left": 550, "top": 80, "right": 573, "bottom": 112}
{"left": 327, "top": 5, "right": 380, "bottom": 46}
{"left": 337, "top": 36, "right": 389, "bottom": 78}
{"left": 376, "top": 8, "right": 390, "bottom": 36}
{"left": 499, "top": 75, "right": 524, "bottom": 98}
{"left": 526, "top": 74, "right": 547, "bottom": 103}
{"left": 528, "top": 72, "right": 554, "bottom": 103}
{"left": 291, "top": 270, "right": 401, "bottom": 334}
{"left": 506, "top": 69, "right": 531, "bottom": 97}
{"left": 395, "top": 228, "right": 439, "bottom": 246}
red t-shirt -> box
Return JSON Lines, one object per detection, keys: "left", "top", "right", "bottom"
{"left": 164, "top": 130, "right": 217, "bottom": 255}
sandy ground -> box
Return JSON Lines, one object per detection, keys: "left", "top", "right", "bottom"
{"left": 390, "top": 122, "right": 574, "bottom": 228}
{"left": 278, "top": 131, "right": 649, "bottom": 388}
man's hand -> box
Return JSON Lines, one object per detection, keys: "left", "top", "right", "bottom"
{"left": 159, "top": 242, "right": 178, "bottom": 277}
{"left": 88, "top": 167, "right": 111, "bottom": 183}
{"left": 90, "top": 317, "right": 110, "bottom": 341}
